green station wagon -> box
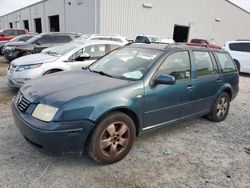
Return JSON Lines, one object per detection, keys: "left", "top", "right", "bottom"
{"left": 12, "top": 43, "right": 239, "bottom": 164}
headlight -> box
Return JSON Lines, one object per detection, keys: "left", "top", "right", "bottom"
{"left": 16, "top": 63, "right": 42, "bottom": 71}
{"left": 32, "top": 103, "right": 58, "bottom": 122}
{"left": 5, "top": 46, "right": 15, "bottom": 50}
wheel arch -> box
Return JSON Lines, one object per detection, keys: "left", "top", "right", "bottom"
{"left": 95, "top": 107, "right": 141, "bottom": 136}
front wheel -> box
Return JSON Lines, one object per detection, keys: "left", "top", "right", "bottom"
{"left": 88, "top": 112, "right": 136, "bottom": 164}
{"left": 207, "top": 92, "right": 230, "bottom": 122}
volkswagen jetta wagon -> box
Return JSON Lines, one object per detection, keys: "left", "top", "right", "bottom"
{"left": 12, "top": 43, "right": 239, "bottom": 164}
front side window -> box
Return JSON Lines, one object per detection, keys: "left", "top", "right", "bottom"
{"left": 89, "top": 47, "right": 163, "bottom": 80}
{"left": 229, "top": 43, "right": 250, "bottom": 53}
{"left": 193, "top": 51, "right": 214, "bottom": 77}
{"left": 157, "top": 51, "right": 191, "bottom": 80}
{"left": 54, "top": 35, "right": 71, "bottom": 43}
{"left": 215, "top": 52, "right": 236, "bottom": 72}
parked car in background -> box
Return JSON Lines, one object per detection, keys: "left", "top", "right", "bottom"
{"left": 135, "top": 35, "right": 161, "bottom": 43}
{"left": 224, "top": 40, "right": 250, "bottom": 73}
{"left": 12, "top": 43, "right": 238, "bottom": 164}
{"left": 3, "top": 32, "right": 80, "bottom": 61}
{"left": 79, "top": 34, "right": 128, "bottom": 45}
{"left": 159, "top": 38, "right": 175, "bottom": 44}
{"left": 0, "top": 35, "right": 35, "bottom": 55}
{"left": 7, "top": 40, "right": 122, "bottom": 88}
{"left": 189, "top": 38, "right": 221, "bottom": 49}
{"left": 0, "top": 28, "right": 29, "bottom": 41}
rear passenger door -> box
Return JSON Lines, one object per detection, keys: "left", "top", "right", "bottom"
{"left": 190, "top": 50, "right": 220, "bottom": 114}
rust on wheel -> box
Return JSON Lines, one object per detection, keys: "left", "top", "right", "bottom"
{"left": 216, "top": 97, "right": 228, "bottom": 118}
{"left": 99, "top": 122, "right": 130, "bottom": 157}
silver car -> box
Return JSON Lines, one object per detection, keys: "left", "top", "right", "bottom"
{"left": 7, "top": 40, "right": 123, "bottom": 88}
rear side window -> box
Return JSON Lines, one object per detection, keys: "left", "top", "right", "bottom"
{"left": 193, "top": 51, "right": 214, "bottom": 77}
{"left": 54, "top": 35, "right": 72, "bottom": 43}
{"left": 135, "top": 36, "right": 150, "bottom": 43}
{"left": 17, "top": 30, "right": 26, "bottom": 35}
{"left": 229, "top": 43, "right": 250, "bottom": 52}
{"left": 39, "top": 35, "right": 55, "bottom": 43}
{"left": 215, "top": 52, "right": 236, "bottom": 72}
{"left": 157, "top": 51, "right": 191, "bottom": 80}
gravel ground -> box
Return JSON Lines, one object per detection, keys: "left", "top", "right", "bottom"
{"left": 0, "top": 56, "right": 249, "bottom": 188}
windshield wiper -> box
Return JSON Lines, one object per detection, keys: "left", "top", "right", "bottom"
{"left": 92, "top": 70, "right": 114, "bottom": 78}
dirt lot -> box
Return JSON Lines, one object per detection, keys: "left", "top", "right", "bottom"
{"left": 0, "top": 56, "right": 249, "bottom": 188}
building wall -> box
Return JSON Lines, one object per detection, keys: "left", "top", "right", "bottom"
{"left": 0, "top": 0, "right": 96, "bottom": 34}
{"left": 99, "top": 0, "right": 250, "bottom": 44}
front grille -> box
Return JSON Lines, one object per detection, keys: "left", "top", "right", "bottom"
{"left": 16, "top": 93, "right": 31, "bottom": 112}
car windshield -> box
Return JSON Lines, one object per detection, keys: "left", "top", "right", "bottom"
{"left": 42, "top": 41, "right": 84, "bottom": 56}
{"left": 89, "top": 47, "right": 163, "bottom": 80}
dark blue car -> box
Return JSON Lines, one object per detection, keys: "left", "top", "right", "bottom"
{"left": 12, "top": 43, "right": 239, "bottom": 164}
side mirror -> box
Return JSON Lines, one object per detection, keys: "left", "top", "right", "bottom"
{"left": 35, "top": 41, "right": 42, "bottom": 45}
{"left": 155, "top": 74, "right": 176, "bottom": 85}
{"left": 76, "top": 52, "right": 90, "bottom": 61}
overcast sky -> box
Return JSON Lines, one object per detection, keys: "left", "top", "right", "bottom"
{"left": 0, "top": 0, "right": 250, "bottom": 16}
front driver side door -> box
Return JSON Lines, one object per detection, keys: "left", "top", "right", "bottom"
{"left": 143, "top": 51, "right": 193, "bottom": 130}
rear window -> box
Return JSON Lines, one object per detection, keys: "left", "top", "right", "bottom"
{"left": 229, "top": 43, "right": 250, "bottom": 52}
{"left": 215, "top": 52, "right": 236, "bottom": 72}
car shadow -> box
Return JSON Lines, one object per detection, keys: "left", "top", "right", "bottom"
{"left": 240, "top": 73, "right": 250, "bottom": 78}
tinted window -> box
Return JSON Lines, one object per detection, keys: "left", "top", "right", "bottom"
{"left": 135, "top": 36, "right": 150, "bottom": 43}
{"left": 229, "top": 43, "right": 250, "bottom": 52}
{"left": 158, "top": 51, "right": 191, "bottom": 80}
{"left": 38, "top": 35, "right": 55, "bottom": 43}
{"left": 215, "top": 52, "right": 236, "bottom": 72}
{"left": 19, "top": 36, "right": 33, "bottom": 42}
{"left": 3, "top": 30, "right": 15, "bottom": 36}
{"left": 193, "top": 51, "right": 214, "bottom": 77}
{"left": 54, "top": 35, "right": 71, "bottom": 43}
{"left": 17, "top": 30, "right": 26, "bottom": 35}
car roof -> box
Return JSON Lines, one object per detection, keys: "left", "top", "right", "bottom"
{"left": 127, "top": 43, "right": 226, "bottom": 52}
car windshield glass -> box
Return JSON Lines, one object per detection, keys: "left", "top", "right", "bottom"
{"left": 43, "top": 41, "right": 83, "bottom": 56}
{"left": 89, "top": 47, "right": 163, "bottom": 80}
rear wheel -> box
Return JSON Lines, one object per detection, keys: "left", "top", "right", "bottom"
{"left": 207, "top": 92, "right": 230, "bottom": 122}
{"left": 234, "top": 59, "right": 241, "bottom": 72}
{"left": 88, "top": 112, "right": 136, "bottom": 164}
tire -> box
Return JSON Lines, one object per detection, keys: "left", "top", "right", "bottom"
{"left": 88, "top": 112, "right": 136, "bottom": 164}
{"left": 233, "top": 59, "right": 240, "bottom": 72}
{"left": 207, "top": 92, "right": 230, "bottom": 122}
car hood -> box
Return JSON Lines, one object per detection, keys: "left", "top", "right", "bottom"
{"left": 12, "top": 53, "right": 59, "bottom": 66}
{"left": 21, "top": 70, "right": 131, "bottom": 107}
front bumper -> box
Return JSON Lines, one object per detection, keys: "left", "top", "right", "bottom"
{"left": 11, "top": 101, "right": 95, "bottom": 155}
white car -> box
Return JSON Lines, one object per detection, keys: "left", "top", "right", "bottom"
{"left": 134, "top": 35, "right": 161, "bottom": 43}
{"left": 79, "top": 34, "right": 129, "bottom": 45}
{"left": 224, "top": 41, "right": 250, "bottom": 73}
{"left": 7, "top": 40, "right": 123, "bottom": 88}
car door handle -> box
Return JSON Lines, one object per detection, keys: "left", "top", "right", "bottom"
{"left": 186, "top": 85, "right": 194, "bottom": 91}
{"left": 216, "top": 79, "right": 222, "bottom": 84}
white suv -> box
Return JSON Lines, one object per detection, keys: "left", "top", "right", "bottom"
{"left": 224, "top": 41, "right": 250, "bottom": 73}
